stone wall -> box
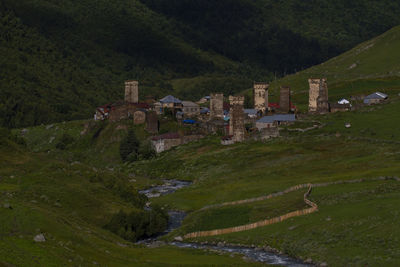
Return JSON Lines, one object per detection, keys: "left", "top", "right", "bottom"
{"left": 125, "top": 80, "right": 139, "bottom": 104}
{"left": 133, "top": 110, "right": 146, "bottom": 125}
{"left": 146, "top": 111, "right": 159, "bottom": 133}
{"left": 308, "top": 78, "right": 329, "bottom": 113}
{"left": 152, "top": 138, "right": 182, "bottom": 153}
{"left": 279, "top": 86, "right": 291, "bottom": 113}
{"left": 210, "top": 93, "right": 224, "bottom": 119}
{"left": 229, "top": 96, "right": 245, "bottom": 142}
{"left": 254, "top": 82, "right": 269, "bottom": 114}
{"left": 108, "top": 104, "right": 136, "bottom": 122}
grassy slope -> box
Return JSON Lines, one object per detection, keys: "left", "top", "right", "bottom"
{"left": 131, "top": 99, "right": 400, "bottom": 265}
{"left": 128, "top": 28, "right": 400, "bottom": 263}
{"left": 0, "top": 139, "right": 261, "bottom": 266}
{"left": 267, "top": 25, "right": 400, "bottom": 110}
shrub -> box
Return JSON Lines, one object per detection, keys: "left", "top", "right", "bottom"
{"left": 56, "top": 133, "right": 75, "bottom": 150}
{"left": 120, "top": 129, "right": 140, "bottom": 161}
{"left": 138, "top": 141, "right": 156, "bottom": 160}
{"left": 105, "top": 206, "right": 168, "bottom": 242}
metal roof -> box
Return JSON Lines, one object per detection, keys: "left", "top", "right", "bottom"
{"left": 160, "top": 95, "right": 182, "bottom": 104}
{"left": 182, "top": 101, "right": 199, "bottom": 107}
{"left": 257, "top": 114, "right": 296, "bottom": 123}
{"left": 244, "top": 109, "right": 258, "bottom": 115}
{"left": 364, "top": 92, "right": 388, "bottom": 100}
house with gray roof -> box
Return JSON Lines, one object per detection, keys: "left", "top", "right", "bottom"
{"left": 156, "top": 95, "right": 183, "bottom": 114}
{"left": 364, "top": 92, "right": 388, "bottom": 105}
{"left": 256, "top": 114, "right": 296, "bottom": 130}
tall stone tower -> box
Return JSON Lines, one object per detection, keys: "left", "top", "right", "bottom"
{"left": 308, "top": 78, "right": 329, "bottom": 113}
{"left": 229, "top": 96, "right": 245, "bottom": 142}
{"left": 210, "top": 93, "right": 224, "bottom": 119}
{"left": 279, "top": 86, "right": 291, "bottom": 113}
{"left": 125, "top": 80, "right": 139, "bottom": 103}
{"left": 254, "top": 82, "right": 269, "bottom": 114}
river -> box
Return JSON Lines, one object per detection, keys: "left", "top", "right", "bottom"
{"left": 139, "top": 179, "right": 310, "bottom": 266}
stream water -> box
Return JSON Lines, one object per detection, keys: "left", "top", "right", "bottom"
{"left": 139, "top": 179, "right": 310, "bottom": 266}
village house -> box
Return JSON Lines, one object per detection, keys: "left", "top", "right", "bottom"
{"left": 151, "top": 133, "right": 182, "bottom": 153}
{"left": 363, "top": 92, "right": 388, "bottom": 105}
{"left": 151, "top": 133, "right": 204, "bottom": 153}
{"left": 268, "top": 102, "right": 297, "bottom": 113}
{"left": 94, "top": 102, "right": 150, "bottom": 122}
{"left": 154, "top": 95, "right": 183, "bottom": 114}
{"left": 255, "top": 114, "right": 296, "bottom": 130}
{"left": 182, "top": 101, "right": 200, "bottom": 117}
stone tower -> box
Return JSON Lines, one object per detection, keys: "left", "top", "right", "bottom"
{"left": 308, "top": 78, "right": 329, "bottom": 113}
{"left": 125, "top": 80, "right": 139, "bottom": 103}
{"left": 254, "top": 82, "right": 269, "bottom": 114}
{"left": 279, "top": 86, "right": 291, "bottom": 113}
{"left": 210, "top": 93, "right": 224, "bottom": 119}
{"left": 229, "top": 96, "right": 245, "bottom": 142}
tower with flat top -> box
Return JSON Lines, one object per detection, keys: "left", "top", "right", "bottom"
{"left": 125, "top": 80, "right": 139, "bottom": 103}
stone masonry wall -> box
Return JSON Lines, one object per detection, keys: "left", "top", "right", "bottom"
{"left": 210, "top": 93, "right": 224, "bottom": 119}
{"left": 308, "top": 78, "right": 329, "bottom": 113}
{"left": 254, "top": 82, "right": 269, "bottom": 114}
{"left": 229, "top": 96, "right": 245, "bottom": 142}
{"left": 125, "top": 80, "right": 139, "bottom": 103}
{"left": 279, "top": 86, "right": 291, "bottom": 113}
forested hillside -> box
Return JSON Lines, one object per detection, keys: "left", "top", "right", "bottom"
{"left": 1, "top": 0, "right": 400, "bottom": 128}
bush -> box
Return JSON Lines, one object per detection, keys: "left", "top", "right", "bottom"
{"left": 56, "top": 133, "right": 75, "bottom": 150}
{"left": 105, "top": 205, "right": 169, "bottom": 242}
{"left": 120, "top": 129, "right": 140, "bottom": 162}
{"left": 138, "top": 141, "right": 156, "bottom": 160}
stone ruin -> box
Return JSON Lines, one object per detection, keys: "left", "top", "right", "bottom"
{"left": 125, "top": 80, "right": 139, "bottom": 104}
{"left": 279, "top": 86, "right": 291, "bottom": 113}
{"left": 308, "top": 78, "right": 329, "bottom": 113}
{"left": 254, "top": 82, "right": 269, "bottom": 114}
{"left": 210, "top": 93, "right": 224, "bottom": 119}
{"left": 229, "top": 96, "right": 245, "bottom": 142}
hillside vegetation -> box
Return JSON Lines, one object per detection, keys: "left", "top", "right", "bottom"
{"left": 269, "top": 25, "right": 400, "bottom": 110}
{"left": 0, "top": 128, "right": 263, "bottom": 266}
{"left": 2, "top": 0, "right": 400, "bottom": 127}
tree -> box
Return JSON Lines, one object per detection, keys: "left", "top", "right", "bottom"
{"left": 119, "top": 129, "right": 140, "bottom": 162}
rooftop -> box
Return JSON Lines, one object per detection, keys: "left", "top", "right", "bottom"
{"left": 257, "top": 114, "right": 296, "bottom": 124}
{"left": 160, "top": 95, "right": 182, "bottom": 104}
{"left": 365, "top": 92, "right": 388, "bottom": 99}
{"left": 182, "top": 101, "right": 199, "bottom": 107}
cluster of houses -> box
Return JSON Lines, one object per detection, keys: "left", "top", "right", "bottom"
{"left": 94, "top": 79, "right": 389, "bottom": 152}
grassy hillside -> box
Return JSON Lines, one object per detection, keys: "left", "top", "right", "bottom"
{"left": 0, "top": 130, "right": 263, "bottom": 266}
{"left": 269, "top": 25, "right": 400, "bottom": 110}
{"left": 126, "top": 94, "right": 400, "bottom": 265}
{"left": 2, "top": 0, "right": 400, "bottom": 128}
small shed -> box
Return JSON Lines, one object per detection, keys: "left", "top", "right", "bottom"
{"left": 364, "top": 92, "right": 388, "bottom": 105}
